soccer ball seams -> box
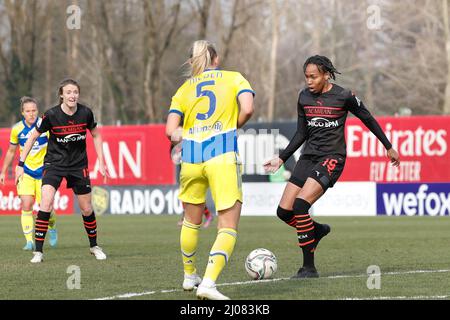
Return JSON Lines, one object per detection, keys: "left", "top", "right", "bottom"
{"left": 244, "top": 248, "right": 277, "bottom": 280}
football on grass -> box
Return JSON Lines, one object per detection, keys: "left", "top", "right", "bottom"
{"left": 244, "top": 248, "right": 277, "bottom": 280}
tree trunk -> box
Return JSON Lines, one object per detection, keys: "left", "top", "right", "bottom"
{"left": 221, "top": 0, "right": 239, "bottom": 65}
{"left": 45, "top": 2, "right": 53, "bottom": 107}
{"left": 363, "top": 1, "right": 375, "bottom": 112}
{"left": 267, "top": 0, "right": 279, "bottom": 122}
{"left": 312, "top": 0, "right": 321, "bottom": 54}
{"left": 198, "top": 0, "right": 212, "bottom": 39}
{"left": 443, "top": 0, "right": 450, "bottom": 114}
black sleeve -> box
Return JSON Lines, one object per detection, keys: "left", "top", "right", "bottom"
{"left": 87, "top": 108, "right": 98, "bottom": 130}
{"left": 279, "top": 99, "right": 308, "bottom": 162}
{"left": 36, "top": 112, "right": 51, "bottom": 133}
{"left": 345, "top": 93, "right": 392, "bottom": 150}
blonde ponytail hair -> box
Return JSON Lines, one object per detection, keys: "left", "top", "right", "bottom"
{"left": 188, "top": 40, "right": 218, "bottom": 77}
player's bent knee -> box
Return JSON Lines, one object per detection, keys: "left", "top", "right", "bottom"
{"left": 39, "top": 198, "right": 54, "bottom": 212}
{"left": 293, "top": 198, "right": 311, "bottom": 213}
{"left": 21, "top": 199, "right": 34, "bottom": 211}
{"left": 277, "top": 206, "right": 294, "bottom": 222}
{"left": 80, "top": 207, "right": 93, "bottom": 216}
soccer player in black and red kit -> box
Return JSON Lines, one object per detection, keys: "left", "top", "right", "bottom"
{"left": 264, "top": 56, "right": 400, "bottom": 278}
{"left": 16, "top": 79, "right": 108, "bottom": 263}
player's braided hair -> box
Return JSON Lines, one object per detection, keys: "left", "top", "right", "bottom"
{"left": 303, "top": 55, "right": 341, "bottom": 80}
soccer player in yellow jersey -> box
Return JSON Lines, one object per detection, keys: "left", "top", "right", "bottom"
{"left": 166, "top": 40, "right": 255, "bottom": 300}
{"left": 0, "top": 97, "right": 57, "bottom": 251}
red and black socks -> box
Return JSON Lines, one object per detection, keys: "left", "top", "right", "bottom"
{"left": 276, "top": 206, "right": 297, "bottom": 228}
{"left": 293, "top": 198, "right": 316, "bottom": 268}
{"left": 83, "top": 212, "right": 98, "bottom": 248}
{"left": 35, "top": 211, "right": 51, "bottom": 253}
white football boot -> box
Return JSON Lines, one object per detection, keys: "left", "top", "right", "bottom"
{"left": 183, "top": 273, "right": 202, "bottom": 291}
{"left": 90, "top": 246, "right": 107, "bottom": 260}
{"left": 196, "top": 279, "right": 230, "bottom": 300}
{"left": 30, "top": 251, "right": 43, "bottom": 263}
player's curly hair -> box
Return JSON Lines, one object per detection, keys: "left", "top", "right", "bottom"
{"left": 303, "top": 55, "right": 341, "bottom": 80}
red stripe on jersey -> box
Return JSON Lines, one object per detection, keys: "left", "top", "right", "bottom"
{"left": 52, "top": 123, "right": 87, "bottom": 129}
{"left": 304, "top": 106, "right": 344, "bottom": 110}
{"left": 51, "top": 129, "right": 87, "bottom": 135}
{"left": 305, "top": 113, "right": 344, "bottom": 118}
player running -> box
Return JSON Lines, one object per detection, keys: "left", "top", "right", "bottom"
{"left": 166, "top": 40, "right": 255, "bottom": 300}
{"left": 15, "top": 79, "right": 108, "bottom": 263}
{"left": 0, "top": 97, "right": 58, "bottom": 251}
{"left": 264, "top": 55, "right": 400, "bottom": 278}
{"left": 171, "top": 139, "right": 214, "bottom": 228}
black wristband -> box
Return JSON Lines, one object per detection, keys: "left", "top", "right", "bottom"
{"left": 18, "top": 160, "right": 25, "bottom": 167}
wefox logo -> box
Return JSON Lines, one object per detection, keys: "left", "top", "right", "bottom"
{"left": 307, "top": 117, "right": 339, "bottom": 128}
{"left": 377, "top": 183, "right": 450, "bottom": 216}
{"left": 57, "top": 134, "right": 86, "bottom": 143}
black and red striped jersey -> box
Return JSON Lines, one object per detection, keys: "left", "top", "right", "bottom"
{"left": 279, "top": 84, "right": 392, "bottom": 162}
{"left": 36, "top": 103, "right": 97, "bottom": 169}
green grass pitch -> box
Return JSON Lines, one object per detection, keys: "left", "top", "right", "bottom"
{"left": 0, "top": 215, "right": 449, "bottom": 300}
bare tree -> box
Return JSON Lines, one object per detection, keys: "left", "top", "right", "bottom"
{"left": 442, "top": 0, "right": 450, "bottom": 114}
{"left": 191, "top": 0, "right": 212, "bottom": 39}
{"left": 0, "top": 0, "right": 449, "bottom": 126}
{"left": 87, "top": 1, "right": 141, "bottom": 124}
{"left": 142, "top": 0, "right": 181, "bottom": 122}
{"left": 44, "top": 0, "right": 54, "bottom": 108}
{"left": 0, "top": 0, "right": 44, "bottom": 124}
{"left": 267, "top": 0, "right": 281, "bottom": 121}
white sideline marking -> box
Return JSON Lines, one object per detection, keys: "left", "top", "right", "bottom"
{"left": 343, "top": 295, "right": 450, "bottom": 300}
{"left": 93, "top": 269, "right": 450, "bottom": 300}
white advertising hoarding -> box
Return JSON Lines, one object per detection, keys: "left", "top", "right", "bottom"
{"left": 241, "top": 182, "right": 377, "bottom": 217}
{"left": 241, "top": 183, "right": 285, "bottom": 216}
{"left": 311, "top": 182, "right": 377, "bottom": 216}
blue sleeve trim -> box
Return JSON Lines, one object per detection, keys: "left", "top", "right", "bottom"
{"left": 237, "top": 89, "right": 255, "bottom": 98}
{"left": 169, "top": 109, "right": 183, "bottom": 117}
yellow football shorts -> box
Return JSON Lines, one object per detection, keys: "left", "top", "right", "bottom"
{"left": 179, "top": 152, "right": 243, "bottom": 211}
{"left": 17, "top": 173, "right": 42, "bottom": 203}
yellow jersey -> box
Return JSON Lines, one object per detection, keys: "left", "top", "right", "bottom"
{"left": 10, "top": 118, "right": 48, "bottom": 179}
{"left": 169, "top": 69, "right": 254, "bottom": 163}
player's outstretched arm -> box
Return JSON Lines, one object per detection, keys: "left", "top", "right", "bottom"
{"left": 345, "top": 93, "right": 400, "bottom": 167}
{"left": 0, "top": 144, "right": 18, "bottom": 184}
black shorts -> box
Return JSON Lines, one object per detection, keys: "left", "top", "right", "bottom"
{"left": 42, "top": 167, "right": 92, "bottom": 195}
{"left": 289, "top": 155, "right": 346, "bottom": 191}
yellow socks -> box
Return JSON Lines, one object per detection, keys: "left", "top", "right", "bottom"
{"left": 203, "top": 228, "right": 237, "bottom": 283}
{"left": 48, "top": 210, "right": 57, "bottom": 230}
{"left": 21, "top": 210, "right": 34, "bottom": 242}
{"left": 180, "top": 219, "right": 201, "bottom": 275}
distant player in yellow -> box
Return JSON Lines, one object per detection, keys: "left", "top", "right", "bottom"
{"left": 166, "top": 40, "right": 255, "bottom": 300}
{"left": 0, "top": 97, "right": 57, "bottom": 251}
